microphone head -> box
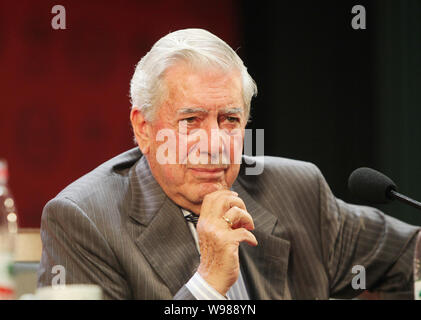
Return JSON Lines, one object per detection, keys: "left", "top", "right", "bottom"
{"left": 348, "top": 167, "right": 397, "bottom": 204}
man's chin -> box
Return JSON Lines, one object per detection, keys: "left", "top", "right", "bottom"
{"left": 193, "top": 182, "right": 227, "bottom": 201}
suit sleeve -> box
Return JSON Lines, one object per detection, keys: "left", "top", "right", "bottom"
{"left": 316, "top": 167, "right": 421, "bottom": 299}
{"left": 37, "top": 197, "right": 131, "bottom": 300}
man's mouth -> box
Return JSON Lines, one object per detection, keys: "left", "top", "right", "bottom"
{"left": 188, "top": 166, "right": 227, "bottom": 178}
{"left": 189, "top": 167, "right": 227, "bottom": 172}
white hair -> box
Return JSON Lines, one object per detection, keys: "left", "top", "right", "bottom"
{"left": 129, "top": 28, "right": 257, "bottom": 121}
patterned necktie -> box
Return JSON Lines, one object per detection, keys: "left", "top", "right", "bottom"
{"left": 185, "top": 212, "right": 199, "bottom": 227}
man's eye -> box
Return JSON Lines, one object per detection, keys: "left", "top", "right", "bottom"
{"left": 226, "top": 116, "right": 240, "bottom": 123}
{"left": 182, "top": 117, "right": 197, "bottom": 123}
{"left": 186, "top": 117, "right": 198, "bottom": 123}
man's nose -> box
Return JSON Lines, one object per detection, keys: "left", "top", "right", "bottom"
{"left": 205, "top": 121, "right": 225, "bottom": 158}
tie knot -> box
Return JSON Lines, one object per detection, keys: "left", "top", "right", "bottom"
{"left": 185, "top": 213, "right": 199, "bottom": 227}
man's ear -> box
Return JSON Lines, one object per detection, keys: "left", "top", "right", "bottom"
{"left": 130, "top": 108, "right": 152, "bottom": 155}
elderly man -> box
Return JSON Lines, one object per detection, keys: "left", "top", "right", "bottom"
{"left": 38, "top": 28, "right": 420, "bottom": 300}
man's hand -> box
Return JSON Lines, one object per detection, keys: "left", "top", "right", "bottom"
{"left": 196, "top": 190, "right": 258, "bottom": 296}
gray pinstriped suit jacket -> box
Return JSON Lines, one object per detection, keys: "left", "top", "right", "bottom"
{"left": 37, "top": 147, "right": 420, "bottom": 299}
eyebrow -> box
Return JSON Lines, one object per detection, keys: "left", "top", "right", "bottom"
{"left": 221, "top": 107, "right": 243, "bottom": 115}
{"left": 177, "top": 107, "right": 208, "bottom": 115}
{"left": 177, "top": 107, "right": 243, "bottom": 115}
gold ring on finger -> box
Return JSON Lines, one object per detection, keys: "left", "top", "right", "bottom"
{"left": 223, "top": 215, "right": 233, "bottom": 227}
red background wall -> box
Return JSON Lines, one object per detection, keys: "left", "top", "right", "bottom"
{"left": 0, "top": 0, "right": 241, "bottom": 228}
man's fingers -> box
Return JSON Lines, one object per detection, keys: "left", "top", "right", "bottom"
{"left": 216, "top": 194, "right": 246, "bottom": 213}
{"left": 223, "top": 206, "right": 254, "bottom": 230}
{"left": 204, "top": 189, "right": 238, "bottom": 201}
{"left": 227, "top": 196, "right": 246, "bottom": 212}
{"left": 230, "top": 228, "right": 258, "bottom": 247}
{"left": 201, "top": 191, "right": 245, "bottom": 218}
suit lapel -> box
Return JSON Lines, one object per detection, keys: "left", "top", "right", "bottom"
{"left": 232, "top": 180, "right": 291, "bottom": 300}
{"left": 135, "top": 197, "right": 200, "bottom": 296}
{"left": 129, "top": 157, "right": 200, "bottom": 296}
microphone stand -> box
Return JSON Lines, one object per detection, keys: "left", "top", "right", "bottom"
{"left": 389, "top": 189, "right": 421, "bottom": 211}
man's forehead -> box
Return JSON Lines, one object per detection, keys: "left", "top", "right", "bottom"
{"left": 164, "top": 62, "right": 242, "bottom": 91}
{"left": 161, "top": 63, "right": 245, "bottom": 116}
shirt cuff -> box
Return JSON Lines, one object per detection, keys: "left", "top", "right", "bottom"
{"left": 185, "top": 272, "right": 228, "bottom": 300}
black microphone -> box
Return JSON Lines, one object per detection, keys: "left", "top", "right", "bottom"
{"left": 348, "top": 167, "right": 421, "bottom": 211}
